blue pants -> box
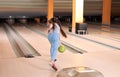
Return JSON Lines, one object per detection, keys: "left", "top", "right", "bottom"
{"left": 48, "top": 32, "right": 60, "bottom": 61}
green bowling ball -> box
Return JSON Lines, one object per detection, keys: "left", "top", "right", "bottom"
{"left": 58, "top": 45, "right": 66, "bottom": 53}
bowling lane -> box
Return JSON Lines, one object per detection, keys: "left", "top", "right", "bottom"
{"left": 79, "top": 34, "right": 120, "bottom": 50}
{"left": 88, "top": 26, "right": 120, "bottom": 40}
{"left": 63, "top": 23, "right": 120, "bottom": 40}
{"left": 28, "top": 23, "right": 118, "bottom": 53}
{"left": 0, "top": 27, "right": 16, "bottom": 58}
{"left": 12, "top": 24, "right": 73, "bottom": 56}
{"left": 61, "top": 34, "right": 118, "bottom": 52}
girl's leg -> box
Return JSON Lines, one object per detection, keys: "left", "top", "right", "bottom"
{"left": 48, "top": 33, "right": 59, "bottom": 71}
{"left": 50, "top": 40, "right": 59, "bottom": 71}
{"left": 50, "top": 43, "right": 55, "bottom": 60}
{"left": 51, "top": 41, "right": 59, "bottom": 61}
{"left": 51, "top": 33, "right": 59, "bottom": 61}
{"left": 48, "top": 33, "right": 54, "bottom": 60}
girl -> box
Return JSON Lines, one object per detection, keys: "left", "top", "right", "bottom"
{"left": 48, "top": 17, "right": 67, "bottom": 71}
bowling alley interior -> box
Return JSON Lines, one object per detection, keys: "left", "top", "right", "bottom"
{"left": 0, "top": 0, "right": 120, "bottom": 77}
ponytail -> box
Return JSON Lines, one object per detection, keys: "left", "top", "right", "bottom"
{"left": 60, "top": 28, "right": 67, "bottom": 38}
{"left": 56, "top": 19, "right": 67, "bottom": 38}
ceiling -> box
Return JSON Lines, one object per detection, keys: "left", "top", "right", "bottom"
{"left": 0, "top": 0, "right": 119, "bottom": 18}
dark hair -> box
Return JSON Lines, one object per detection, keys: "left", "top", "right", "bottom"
{"left": 49, "top": 17, "right": 67, "bottom": 38}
